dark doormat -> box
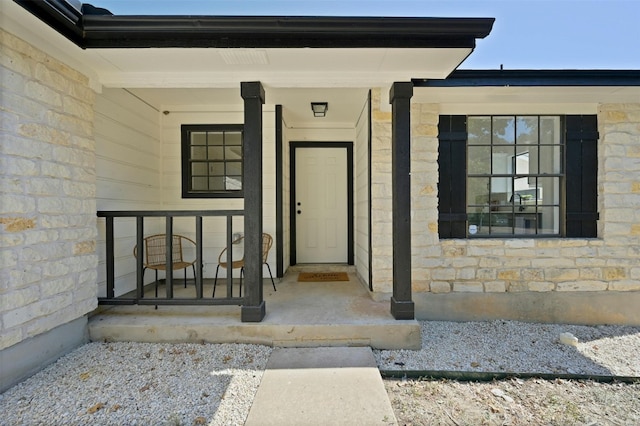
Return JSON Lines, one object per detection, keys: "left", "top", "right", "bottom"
{"left": 297, "top": 272, "right": 350, "bottom": 282}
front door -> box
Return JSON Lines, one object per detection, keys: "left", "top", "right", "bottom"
{"left": 294, "top": 146, "right": 349, "bottom": 263}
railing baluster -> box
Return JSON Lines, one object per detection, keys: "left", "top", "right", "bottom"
{"left": 196, "top": 216, "right": 203, "bottom": 299}
{"left": 226, "top": 214, "right": 233, "bottom": 299}
{"left": 166, "top": 216, "right": 173, "bottom": 299}
{"left": 136, "top": 217, "right": 144, "bottom": 300}
{"left": 106, "top": 217, "right": 115, "bottom": 299}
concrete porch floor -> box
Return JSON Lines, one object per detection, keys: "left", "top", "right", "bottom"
{"left": 88, "top": 267, "right": 421, "bottom": 350}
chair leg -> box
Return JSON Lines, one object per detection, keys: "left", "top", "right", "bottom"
{"left": 239, "top": 267, "right": 243, "bottom": 298}
{"left": 191, "top": 264, "right": 196, "bottom": 294}
{"left": 265, "top": 262, "right": 276, "bottom": 291}
{"left": 213, "top": 264, "right": 220, "bottom": 298}
{"left": 154, "top": 270, "right": 159, "bottom": 298}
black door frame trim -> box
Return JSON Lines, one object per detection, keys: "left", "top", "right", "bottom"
{"left": 289, "top": 142, "right": 354, "bottom": 266}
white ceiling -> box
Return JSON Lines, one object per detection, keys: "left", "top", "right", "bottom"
{"left": 129, "top": 87, "right": 371, "bottom": 129}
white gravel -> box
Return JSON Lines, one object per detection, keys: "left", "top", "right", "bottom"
{"left": 1, "top": 321, "right": 638, "bottom": 425}
{"left": 375, "top": 320, "right": 640, "bottom": 376}
{"left": 0, "top": 342, "right": 272, "bottom": 426}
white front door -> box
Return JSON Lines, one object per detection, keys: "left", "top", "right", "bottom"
{"left": 295, "top": 147, "right": 348, "bottom": 263}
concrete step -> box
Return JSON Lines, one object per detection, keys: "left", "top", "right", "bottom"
{"left": 88, "top": 273, "right": 421, "bottom": 350}
{"left": 245, "top": 347, "right": 397, "bottom": 425}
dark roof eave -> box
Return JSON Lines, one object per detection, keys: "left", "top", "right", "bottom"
{"left": 80, "top": 16, "right": 494, "bottom": 49}
{"left": 14, "top": 0, "right": 84, "bottom": 45}
{"left": 13, "top": 0, "right": 494, "bottom": 49}
{"left": 414, "top": 69, "right": 640, "bottom": 87}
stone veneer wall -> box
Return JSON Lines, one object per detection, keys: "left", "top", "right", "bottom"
{"left": 0, "top": 30, "right": 98, "bottom": 350}
{"left": 370, "top": 87, "right": 640, "bottom": 321}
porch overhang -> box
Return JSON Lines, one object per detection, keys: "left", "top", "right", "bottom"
{"left": 10, "top": 0, "right": 495, "bottom": 89}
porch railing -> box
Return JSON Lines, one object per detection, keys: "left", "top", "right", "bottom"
{"left": 97, "top": 210, "right": 244, "bottom": 306}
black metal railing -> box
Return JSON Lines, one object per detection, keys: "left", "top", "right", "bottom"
{"left": 97, "top": 210, "right": 244, "bottom": 306}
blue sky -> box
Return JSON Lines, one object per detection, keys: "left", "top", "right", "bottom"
{"left": 95, "top": 0, "right": 640, "bottom": 69}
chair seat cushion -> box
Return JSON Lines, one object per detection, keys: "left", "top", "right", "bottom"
{"left": 218, "top": 260, "right": 244, "bottom": 269}
{"left": 147, "top": 261, "right": 194, "bottom": 271}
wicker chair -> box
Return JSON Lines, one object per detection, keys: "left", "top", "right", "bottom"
{"left": 133, "top": 234, "right": 196, "bottom": 297}
{"left": 212, "top": 233, "right": 276, "bottom": 297}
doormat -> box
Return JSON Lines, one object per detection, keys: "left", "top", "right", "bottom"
{"left": 297, "top": 272, "right": 350, "bottom": 282}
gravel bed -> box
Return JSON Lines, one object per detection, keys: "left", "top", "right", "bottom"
{"left": 0, "top": 342, "right": 272, "bottom": 426}
{"left": 375, "top": 320, "right": 640, "bottom": 376}
{"left": 1, "top": 321, "right": 638, "bottom": 425}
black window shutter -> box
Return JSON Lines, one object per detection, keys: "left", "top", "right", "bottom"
{"left": 438, "top": 115, "right": 467, "bottom": 238}
{"left": 565, "top": 115, "right": 599, "bottom": 237}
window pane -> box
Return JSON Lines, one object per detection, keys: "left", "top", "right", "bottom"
{"left": 491, "top": 177, "right": 510, "bottom": 205}
{"left": 492, "top": 145, "right": 514, "bottom": 174}
{"left": 491, "top": 212, "right": 513, "bottom": 234}
{"left": 493, "top": 117, "right": 515, "bottom": 144}
{"left": 540, "top": 116, "right": 561, "bottom": 145}
{"left": 467, "top": 205, "right": 490, "bottom": 236}
{"left": 226, "top": 162, "right": 242, "bottom": 176}
{"left": 514, "top": 211, "right": 539, "bottom": 235}
{"left": 192, "top": 177, "right": 208, "bottom": 190}
{"left": 226, "top": 132, "right": 242, "bottom": 146}
{"left": 539, "top": 146, "right": 562, "bottom": 174}
{"left": 516, "top": 116, "right": 538, "bottom": 145}
{"left": 208, "top": 146, "right": 224, "bottom": 160}
{"left": 225, "top": 146, "right": 242, "bottom": 160}
{"left": 514, "top": 150, "right": 533, "bottom": 174}
{"left": 538, "top": 176, "right": 560, "bottom": 205}
{"left": 468, "top": 117, "right": 491, "bottom": 145}
{"left": 538, "top": 206, "right": 560, "bottom": 234}
{"left": 192, "top": 162, "right": 207, "bottom": 175}
{"left": 468, "top": 146, "right": 491, "bottom": 174}
{"left": 468, "top": 177, "right": 490, "bottom": 206}
{"left": 209, "top": 177, "right": 225, "bottom": 190}
{"left": 225, "top": 176, "right": 242, "bottom": 190}
{"left": 209, "top": 162, "right": 224, "bottom": 176}
{"left": 191, "top": 132, "right": 207, "bottom": 146}
{"left": 191, "top": 146, "right": 206, "bottom": 160}
{"left": 208, "top": 132, "right": 224, "bottom": 146}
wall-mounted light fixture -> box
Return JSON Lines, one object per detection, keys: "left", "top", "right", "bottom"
{"left": 311, "top": 102, "right": 328, "bottom": 117}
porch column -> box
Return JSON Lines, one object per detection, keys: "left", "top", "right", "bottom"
{"left": 389, "top": 82, "right": 415, "bottom": 320}
{"left": 241, "top": 81, "right": 266, "bottom": 322}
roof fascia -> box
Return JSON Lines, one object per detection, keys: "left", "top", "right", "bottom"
{"left": 13, "top": 0, "right": 84, "bottom": 45}
{"left": 11, "top": 1, "right": 494, "bottom": 50}
{"left": 415, "top": 69, "right": 640, "bottom": 87}
{"left": 79, "top": 16, "right": 494, "bottom": 49}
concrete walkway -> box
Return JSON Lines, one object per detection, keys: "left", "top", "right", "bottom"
{"left": 245, "top": 347, "right": 397, "bottom": 425}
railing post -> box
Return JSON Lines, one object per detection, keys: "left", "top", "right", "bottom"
{"left": 106, "top": 217, "right": 115, "bottom": 299}
{"left": 389, "top": 81, "right": 415, "bottom": 320}
{"left": 136, "top": 217, "right": 144, "bottom": 299}
{"left": 241, "top": 81, "right": 266, "bottom": 322}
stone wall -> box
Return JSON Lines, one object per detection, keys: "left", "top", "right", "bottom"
{"left": 0, "top": 30, "right": 98, "bottom": 350}
{"left": 370, "top": 86, "right": 640, "bottom": 322}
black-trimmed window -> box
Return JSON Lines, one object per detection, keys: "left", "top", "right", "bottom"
{"left": 438, "top": 115, "right": 598, "bottom": 238}
{"left": 181, "top": 124, "right": 243, "bottom": 198}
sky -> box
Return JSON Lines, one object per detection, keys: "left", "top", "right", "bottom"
{"left": 94, "top": 0, "right": 640, "bottom": 70}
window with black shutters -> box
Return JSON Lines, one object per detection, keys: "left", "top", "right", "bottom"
{"left": 181, "top": 124, "right": 244, "bottom": 198}
{"left": 438, "top": 115, "right": 598, "bottom": 238}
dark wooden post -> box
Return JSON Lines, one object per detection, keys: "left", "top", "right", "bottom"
{"left": 389, "top": 82, "right": 415, "bottom": 320}
{"left": 241, "top": 81, "right": 266, "bottom": 322}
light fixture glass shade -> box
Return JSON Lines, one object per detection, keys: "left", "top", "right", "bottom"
{"left": 311, "top": 102, "right": 328, "bottom": 117}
